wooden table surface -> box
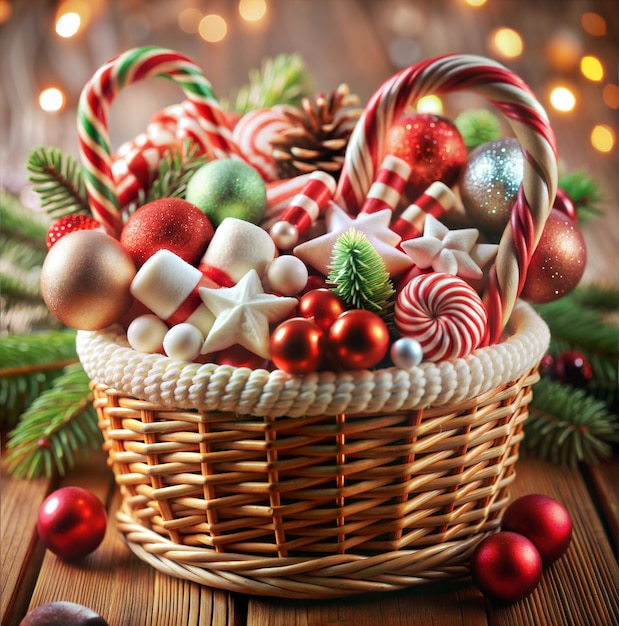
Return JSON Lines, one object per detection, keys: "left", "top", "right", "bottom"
{"left": 2, "top": 1, "right": 618, "bottom": 625}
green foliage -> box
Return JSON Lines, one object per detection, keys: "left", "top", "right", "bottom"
{"left": 558, "top": 170, "right": 604, "bottom": 223}
{"left": 0, "top": 331, "right": 78, "bottom": 425}
{"left": 225, "top": 53, "right": 313, "bottom": 114}
{"left": 26, "top": 147, "right": 90, "bottom": 218}
{"left": 4, "top": 364, "right": 101, "bottom": 479}
{"left": 327, "top": 228, "right": 395, "bottom": 325}
{"left": 526, "top": 377, "right": 619, "bottom": 467}
{"left": 454, "top": 109, "right": 502, "bottom": 150}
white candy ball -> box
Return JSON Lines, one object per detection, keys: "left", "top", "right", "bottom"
{"left": 267, "top": 255, "right": 309, "bottom": 295}
{"left": 163, "top": 323, "right": 204, "bottom": 361}
{"left": 390, "top": 337, "right": 424, "bottom": 369}
{"left": 269, "top": 221, "right": 299, "bottom": 250}
{"left": 127, "top": 314, "right": 168, "bottom": 353}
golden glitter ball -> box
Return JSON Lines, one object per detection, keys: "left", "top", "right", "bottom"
{"left": 40, "top": 230, "right": 136, "bottom": 330}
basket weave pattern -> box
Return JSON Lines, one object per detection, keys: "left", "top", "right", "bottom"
{"left": 84, "top": 302, "right": 548, "bottom": 597}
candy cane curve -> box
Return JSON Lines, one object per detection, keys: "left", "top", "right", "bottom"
{"left": 77, "top": 46, "right": 240, "bottom": 236}
{"left": 336, "top": 54, "right": 558, "bottom": 344}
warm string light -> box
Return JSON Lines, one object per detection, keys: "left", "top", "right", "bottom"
{"left": 549, "top": 86, "right": 576, "bottom": 112}
{"left": 590, "top": 125, "right": 615, "bottom": 154}
{"left": 580, "top": 55, "right": 604, "bottom": 82}
{"left": 199, "top": 14, "right": 228, "bottom": 43}
{"left": 55, "top": 11, "right": 81, "bottom": 37}
{"left": 487, "top": 28, "right": 524, "bottom": 59}
{"left": 416, "top": 95, "right": 443, "bottom": 115}
{"left": 39, "top": 88, "right": 65, "bottom": 112}
{"left": 239, "top": 0, "right": 267, "bottom": 22}
{"left": 0, "top": 0, "right": 11, "bottom": 24}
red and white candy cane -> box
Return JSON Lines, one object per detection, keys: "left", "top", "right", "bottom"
{"left": 77, "top": 47, "right": 240, "bottom": 237}
{"left": 269, "top": 170, "right": 336, "bottom": 249}
{"left": 391, "top": 181, "right": 457, "bottom": 241}
{"left": 260, "top": 172, "right": 316, "bottom": 230}
{"left": 358, "top": 154, "right": 411, "bottom": 215}
{"left": 336, "top": 54, "right": 558, "bottom": 343}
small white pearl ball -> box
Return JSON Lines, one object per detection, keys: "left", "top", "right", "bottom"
{"left": 163, "top": 323, "right": 204, "bottom": 361}
{"left": 266, "top": 255, "right": 309, "bottom": 295}
{"left": 269, "top": 221, "right": 299, "bottom": 250}
{"left": 127, "top": 314, "right": 168, "bottom": 353}
{"left": 390, "top": 337, "right": 424, "bottom": 369}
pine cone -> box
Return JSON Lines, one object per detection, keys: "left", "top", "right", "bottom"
{"left": 271, "top": 84, "right": 362, "bottom": 180}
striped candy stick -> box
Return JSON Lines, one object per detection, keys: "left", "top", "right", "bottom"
{"left": 260, "top": 173, "right": 316, "bottom": 230}
{"left": 77, "top": 47, "right": 239, "bottom": 237}
{"left": 269, "top": 171, "right": 336, "bottom": 249}
{"left": 391, "top": 181, "right": 457, "bottom": 241}
{"left": 358, "top": 154, "right": 411, "bottom": 215}
{"left": 336, "top": 54, "right": 558, "bottom": 343}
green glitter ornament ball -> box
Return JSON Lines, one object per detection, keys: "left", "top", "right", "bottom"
{"left": 459, "top": 137, "right": 523, "bottom": 241}
{"left": 185, "top": 159, "right": 267, "bottom": 227}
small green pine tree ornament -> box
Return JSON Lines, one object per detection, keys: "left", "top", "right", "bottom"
{"left": 454, "top": 109, "right": 502, "bottom": 150}
{"left": 326, "top": 228, "right": 395, "bottom": 325}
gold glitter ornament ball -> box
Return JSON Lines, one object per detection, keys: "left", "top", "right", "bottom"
{"left": 459, "top": 137, "right": 523, "bottom": 240}
{"left": 40, "top": 230, "right": 136, "bottom": 330}
{"left": 521, "top": 209, "right": 587, "bottom": 304}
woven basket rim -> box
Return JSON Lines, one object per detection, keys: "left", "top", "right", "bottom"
{"left": 76, "top": 300, "right": 549, "bottom": 418}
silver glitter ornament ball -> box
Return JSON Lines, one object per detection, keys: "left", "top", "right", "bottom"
{"left": 459, "top": 137, "right": 523, "bottom": 241}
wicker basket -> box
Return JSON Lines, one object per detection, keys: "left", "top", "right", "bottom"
{"left": 78, "top": 301, "right": 548, "bottom": 598}
{"left": 72, "top": 48, "right": 558, "bottom": 598}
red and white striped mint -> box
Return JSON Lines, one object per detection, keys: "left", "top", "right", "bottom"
{"left": 394, "top": 272, "right": 488, "bottom": 362}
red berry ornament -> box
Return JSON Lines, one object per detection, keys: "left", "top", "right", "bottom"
{"left": 46, "top": 214, "right": 102, "bottom": 249}
{"left": 298, "top": 289, "right": 346, "bottom": 332}
{"left": 471, "top": 531, "right": 543, "bottom": 603}
{"left": 553, "top": 350, "right": 593, "bottom": 388}
{"left": 502, "top": 494, "right": 572, "bottom": 564}
{"left": 120, "top": 198, "right": 214, "bottom": 267}
{"left": 270, "top": 317, "right": 327, "bottom": 375}
{"left": 329, "top": 309, "right": 390, "bottom": 370}
{"left": 386, "top": 113, "right": 467, "bottom": 198}
{"left": 37, "top": 487, "right": 107, "bottom": 561}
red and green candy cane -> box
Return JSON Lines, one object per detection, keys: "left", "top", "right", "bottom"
{"left": 77, "top": 46, "right": 240, "bottom": 237}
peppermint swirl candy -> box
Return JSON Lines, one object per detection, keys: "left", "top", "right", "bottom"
{"left": 394, "top": 273, "right": 488, "bottom": 362}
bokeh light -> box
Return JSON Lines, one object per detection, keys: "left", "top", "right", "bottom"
{"left": 464, "top": 0, "right": 487, "bottom": 6}
{"left": 416, "top": 95, "right": 443, "bottom": 115}
{"left": 550, "top": 86, "right": 576, "bottom": 112}
{"left": 0, "top": 0, "right": 12, "bottom": 24}
{"left": 178, "top": 8, "right": 202, "bottom": 34}
{"left": 39, "top": 88, "right": 65, "bottom": 112}
{"left": 590, "top": 125, "right": 615, "bottom": 153}
{"left": 199, "top": 14, "right": 227, "bottom": 43}
{"left": 602, "top": 84, "right": 619, "bottom": 110}
{"left": 545, "top": 29, "right": 582, "bottom": 72}
{"left": 581, "top": 12, "right": 606, "bottom": 36}
{"left": 56, "top": 12, "right": 81, "bottom": 37}
{"left": 580, "top": 55, "right": 604, "bottom": 82}
{"left": 488, "top": 28, "right": 524, "bottom": 59}
{"left": 239, "top": 0, "right": 267, "bottom": 22}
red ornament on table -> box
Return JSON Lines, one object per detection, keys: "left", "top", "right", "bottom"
{"left": 328, "top": 309, "right": 390, "bottom": 370}
{"left": 385, "top": 113, "right": 467, "bottom": 199}
{"left": 298, "top": 288, "right": 346, "bottom": 332}
{"left": 37, "top": 487, "right": 107, "bottom": 561}
{"left": 46, "top": 213, "right": 102, "bottom": 249}
{"left": 470, "top": 531, "right": 543, "bottom": 603}
{"left": 120, "top": 197, "right": 214, "bottom": 267}
{"left": 270, "top": 317, "right": 327, "bottom": 375}
{"left": 521, "top": 208, "right": 586, "bottom": 304}
{"left": 502, "top": 494, "right": 573, "bottom": 564}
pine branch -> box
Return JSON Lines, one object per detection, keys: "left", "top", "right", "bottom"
{"left": 225, "top": 53, "right": 313, "bottom": 114}
{"left": 326, "top": 228, "right": 395, "bottom": 325}
{"left": 558, "top": 170, "right": 604, "bottom": 223}
{"left": 141, "top": 140, "right": 208, "bottom": 205}
{"left": 525, "top": 377, "right": 619, "bottom": 467}
{"left": 0, "top": 191, "right": 48, "bottom": 251}
{"left": 454, "top": 109, "right": 502, "bottom": 150}
{"left": 0, "top": 331, "right": 78, "bottom": 425}
{"left": 26, "top": 146, "right": 90, "bottom": 218}
{"left": 4, "top": 364, "right": 101, "bottom": 479}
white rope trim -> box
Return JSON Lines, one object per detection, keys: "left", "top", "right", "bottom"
{"left": 77, "top": 301, "right": 549, "bottom": 418}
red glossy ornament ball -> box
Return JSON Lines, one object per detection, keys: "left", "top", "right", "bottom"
{"left": 120, "top": 198, "right": 214, "bottom": 267}
{"left": 553, "top": 350, "right": 593, "bottom": 388}
{"left": 386, "top": 113, "right": 467, "bottom": 198}
{"left": 270, "top": 317, "right": 327, "bottom": 374}
{"left": 521, "top": 209, "right": 586, "bottom": 304}
{"left": 502, "top": 494, "right": 572, "bottom": 564}
{"left": 37, "top": 487, "right": 107, "bottom": 561}
{"left": 471, "top": 531, "right": 543, "bottom": 603}
{"left": 329, "top": 309, "right": 390, "bottom": 370}
{"left": 298, "top": 289, "right": 346, "bottom": 331}
{"left": 216, "top": 344, "right": 269, "bottom": 369}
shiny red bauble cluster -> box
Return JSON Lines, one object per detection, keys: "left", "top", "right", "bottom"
{"left": 270, "top": 289, "right": 390, "bottom": 375}
{"left": 470, "top": 494, "right": 572, "bottom": 604}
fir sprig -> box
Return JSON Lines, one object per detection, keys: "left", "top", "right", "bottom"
{"left": 525, "top": 377, "right": 619, "bottom": 466}
{"left": 4, "top": 364, "right": 101, "bottom": 479}
{"left": 0, "top": 331, "right": 79, "bottom": 425}
{"left": 558, "top": 170, "right": 604, "bottom": 223}
{"left": 26, "top": 147, "right": 90, "bottom": 217}
{"left": 327, "top": 228, "right": 395, "bottom": 325}
{"left": 225, "top": 53, "right": 313, "bottom": 114}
